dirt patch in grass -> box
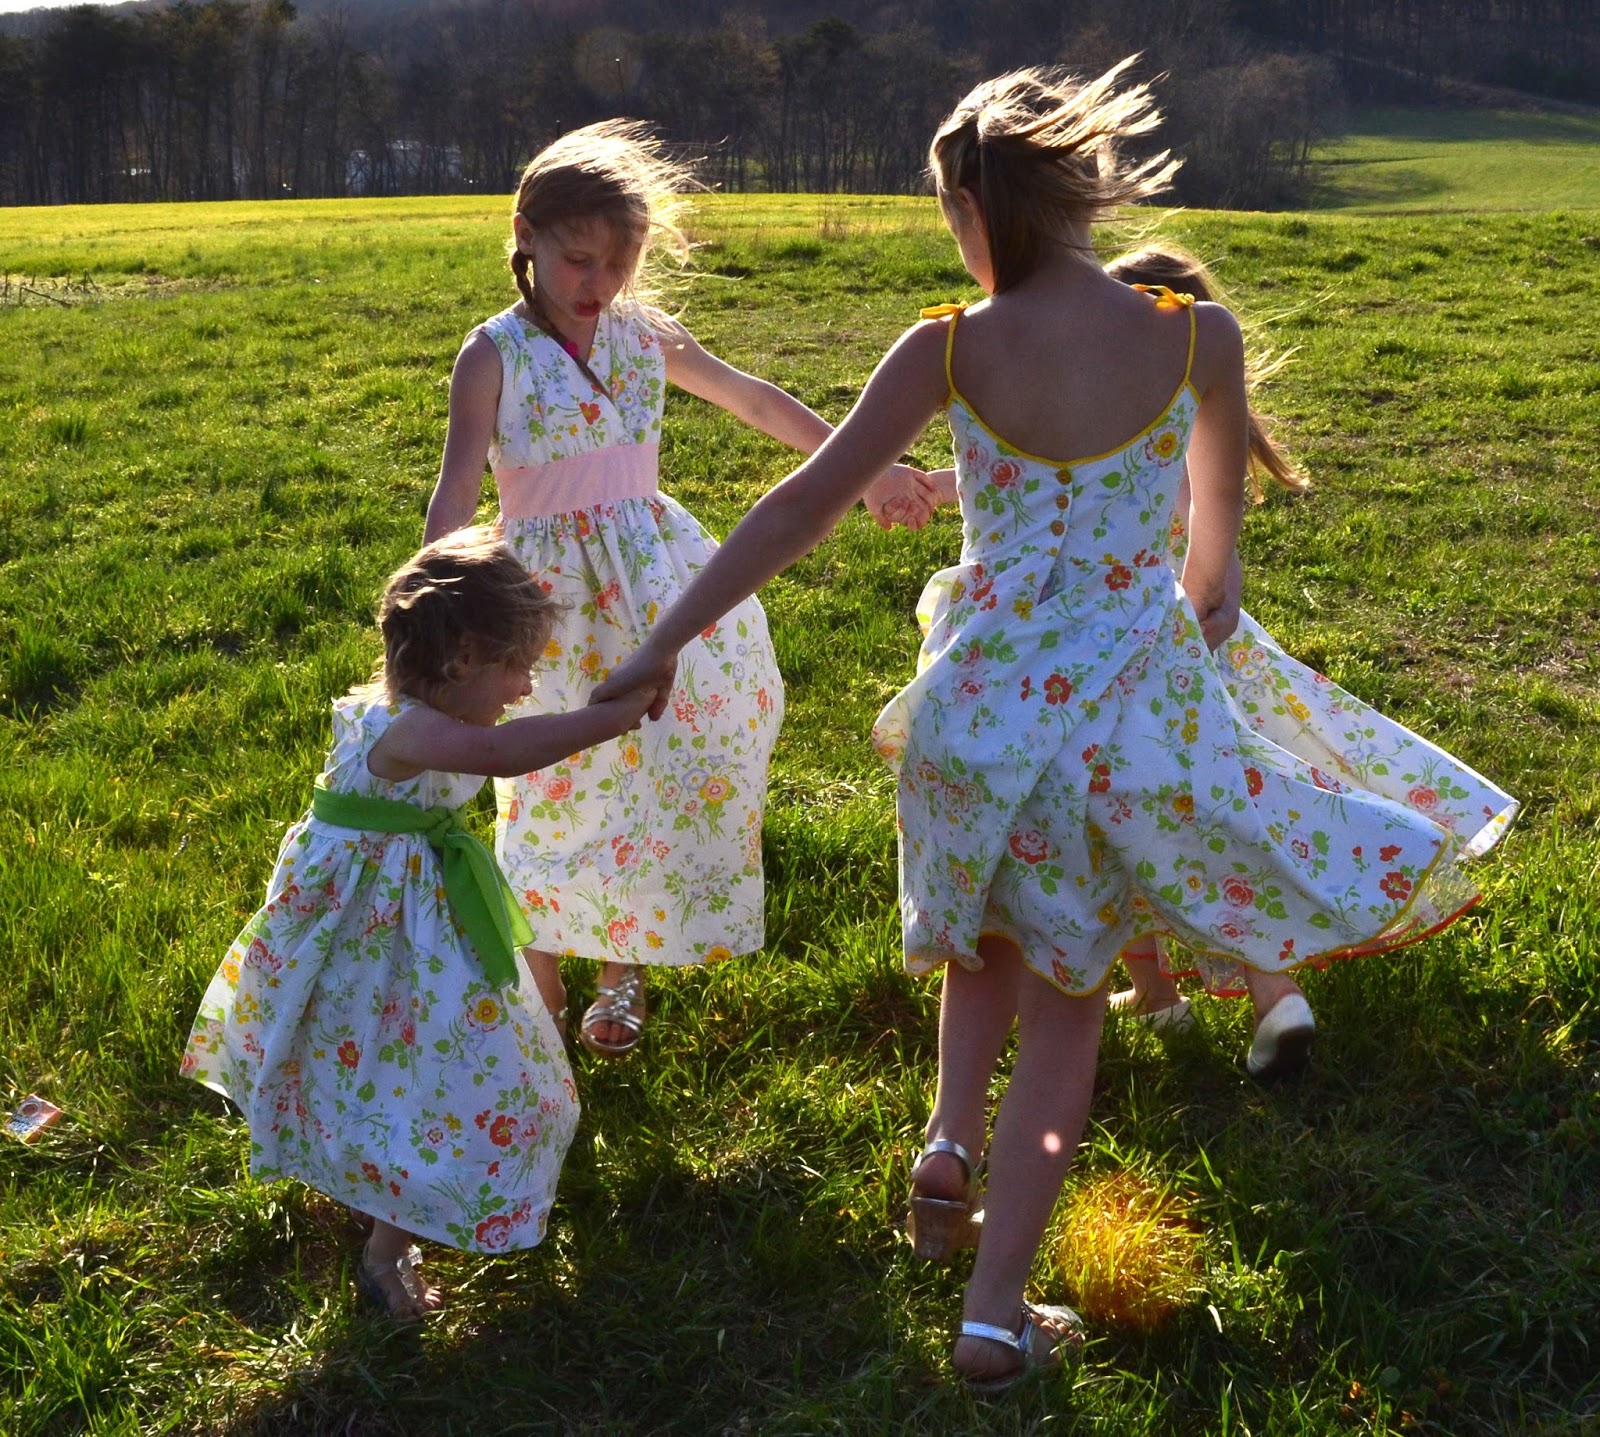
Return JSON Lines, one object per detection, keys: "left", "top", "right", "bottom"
{"left": 0, "top": 272, "right": 208, "bottom": 307}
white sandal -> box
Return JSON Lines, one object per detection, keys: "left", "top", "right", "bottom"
{"left": 355, "top": 1243, "right": 439, "bottom": 1322}
{"left": 957, "top": 1301, "right": 1084, "bottom": 1392}
{"left": 1108, "top": 990, "right": 1197, "bottom": 1034}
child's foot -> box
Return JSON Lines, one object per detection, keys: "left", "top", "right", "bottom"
{"left": 953, "top": 1302, "right": 1084, "bottom": 1390}
{"left": 1246, "top": 992, "right": 1315, "bottom": 1080}
{"left": 356, "top": 1238, "right": 443, "bottom": 1322}
{"left": 579, "top": 963, "right": 647, "bottom": 1056}
{"left": 906, "top": 1138, "right": 984, "bottom": 1259}
{"left": 1107, "top": 989, "right": 1196, "bottom": 1034}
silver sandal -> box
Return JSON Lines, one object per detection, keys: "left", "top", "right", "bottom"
{"left": 958, "top": 1301, "right": 1084, "bottom": 1392}
{"left": 355, "top": 1243, "right": 436, "bottom": 1322}
{"left": 578, "top": 968, "right": 647, "bottom": 1056}
{"left": 906, "top": 1137, "right": 985, "bottom": 1259}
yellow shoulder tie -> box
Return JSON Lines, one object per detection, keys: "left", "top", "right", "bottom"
{"left": 1131, "top": 284, "right": 1195, "bottom": 310}
{"left": 920, "top": 302, "right": 967, "bottom": 319}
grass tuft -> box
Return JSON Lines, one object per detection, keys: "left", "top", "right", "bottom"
{"left": 1055, "top": 1169, "right": 1205, "bottom": 1333}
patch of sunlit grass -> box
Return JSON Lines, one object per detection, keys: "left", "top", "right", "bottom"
{"left": 1055, "top": 1170, "right": 1204, "bottom": 1332}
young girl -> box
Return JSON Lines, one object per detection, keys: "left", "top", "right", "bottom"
{"left": 426, "top": 119, "right": 931, "bottom": 1056}
{"left": 1101, "top": 245, "right": 1517, "bottom": 1078}
{"left": 595, "top": 62, "right": 1506, "bottom": 1386}
{"left": 181, "top": 529, "right": 654, "bottom": 1319}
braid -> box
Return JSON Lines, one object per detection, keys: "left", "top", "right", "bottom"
{"left": 510, "top": 248, "right": 537, "bottom": 312}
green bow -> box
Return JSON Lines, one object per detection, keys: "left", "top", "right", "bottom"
{"left": 310, "top": 781, "right": 531, "bottom": 989}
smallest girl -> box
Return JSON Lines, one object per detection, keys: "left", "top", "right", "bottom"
{"left": 182, "top": 528, "right": 654, "bottom": 1319}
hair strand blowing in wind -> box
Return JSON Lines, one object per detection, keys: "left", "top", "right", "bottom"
{"left": 930, "top": 57, "right": 1182, "bottom": 292}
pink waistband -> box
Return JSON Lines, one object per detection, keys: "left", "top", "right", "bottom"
{"left": 495, "top": 441, "right": 658, "bottom": 519}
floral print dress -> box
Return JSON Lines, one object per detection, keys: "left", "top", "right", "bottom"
{"left": 480, "top": 301, "right": 783, "bottom": 967}
{"left": 182, "top": 693, "right": 579, "bottom": 1253}
{"left": 872, "top": 297, "right": 1497, "bottom": 994}
{"left": 1161, "top": 482, "right": 1517, "bottom": 993}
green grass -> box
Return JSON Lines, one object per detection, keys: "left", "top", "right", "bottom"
{"left": 1311, "top": 106, "right": 1600, "bottom": 212}
{"left": 1, "top": 188, "right": 1598, "bottom": 1434}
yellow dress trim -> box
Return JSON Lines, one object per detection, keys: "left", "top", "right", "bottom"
{"left": 928, "top": 300, "right": 1199, "bottom": 468}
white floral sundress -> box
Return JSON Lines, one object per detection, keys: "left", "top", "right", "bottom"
{"left": 480, "top": 301, "right": 783, "bottom": 967}
{"left": 1162, "top": 482, "right": 1517, "bottom": 993}
{"left": 872, "top": 296, "right": 1502, "bottom": 995}
{"left": 182, "top": 693, "right": 579, "bottom": 1253}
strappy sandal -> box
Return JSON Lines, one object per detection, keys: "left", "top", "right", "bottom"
{"left": 355, "top": 1243, "right": 439, "bottom": 1322}
{"left": 578, "top": 968, "right": 647, "bottom": 1056}
{"left": 957, "top": 1301, "right": 1085, "bottom": 1393}
{"left": 906, "top": 1137, "right": 984, "bottom": 1260}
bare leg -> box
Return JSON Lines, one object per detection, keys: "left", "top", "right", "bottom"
{"left": 361, "top": 1220, "right": 442, "bottom": 1318}
{"left": 1110, "top": 936, "right": 1182, "bottom": 1014}
{"left": 1242, "top": 966, "right": 1305, "bottom": 1025}
{"left": 912, "top": 936, "right": 1022, "bottom": 1203}
{"left": 953, "top": 971, "right": 1107, "bottom": 1383}
{"left": 521, "top": 946, "right": 567, "bottom": 1036}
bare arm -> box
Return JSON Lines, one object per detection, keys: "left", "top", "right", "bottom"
{"left": 1178, "top": 468, "right": 1242, "bottom": 651}
{"left": 369, "top": 694, "right": 653, "bottom": 782}
{"left": 596, "top": 319, "right": 952, "bottom": 713}
{"left": 659, "top": 317, "right": 834, "bottom": 453}
{"left": 659, "top": 316, "right": 938, "bottom": 529}
{"left": 1181, "top": 304, "right": 1249, "bottom": 635}
{"left": 924, "top": 467, "right": 959, "bottom": 505}
{"left": 424, "top": 330, "right": 502, "bottom": 543}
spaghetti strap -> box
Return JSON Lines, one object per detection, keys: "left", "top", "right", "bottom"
{"left": 920, "top": 302, "right": 965, "bottom": 406}
{"left": 1130, "top": 283, "right": 1198, "bottom": 390}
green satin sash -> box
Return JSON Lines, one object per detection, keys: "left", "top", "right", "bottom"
{"left": 310, "top": 781, "right": 530, "bottom": 989}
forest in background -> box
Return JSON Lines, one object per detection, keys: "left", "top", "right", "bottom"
{"left": 0, "top": 0, "right": 1595, "bottom": 210}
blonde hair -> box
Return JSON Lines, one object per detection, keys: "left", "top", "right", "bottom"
{"left": 929, "top": 58, "right": 1179, "bottom": 293}
{"left": 509, "top": 119, "right": 693, "bottom": 312}
{"left": 375, "top": 528, "right": 560, "bottom": 704}
{"left": 1105, "top": 243, "right": 1309, "bottom": 498}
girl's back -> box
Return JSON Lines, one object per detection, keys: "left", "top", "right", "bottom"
{"left": 948, "top": 269, "right": 1227, "bottom": 466}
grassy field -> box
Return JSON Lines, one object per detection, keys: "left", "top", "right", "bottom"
{"left": 1310, "top": 106, "right": 1600, "bottom": 212}
{"left": 1, "top": 183, "right": 1598, "bottom": 1436}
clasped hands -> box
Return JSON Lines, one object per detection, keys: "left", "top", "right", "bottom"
{"left": 863, "top": 463, "right": 942, "bottom": 531}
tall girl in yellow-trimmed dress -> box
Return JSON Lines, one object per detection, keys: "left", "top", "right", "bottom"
{"left": 182, "top": 529, "right": 654, "bottom": 1320}
{"left": 594, "top": 62, "right": 1512, "bottom": 1386}
{"left": 426, "top": 120, "right": 932, "bottom": 1057}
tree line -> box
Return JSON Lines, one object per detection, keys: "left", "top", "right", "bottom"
{"left": 0, "top": 0, "right": 1590, "bottom": 211}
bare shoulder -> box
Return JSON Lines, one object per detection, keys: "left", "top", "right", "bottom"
{"left": 887, "top": 314, "right": 954, "bottom": 369}
{"left": 447, "top": 327, "right": 504, "bottom": 414}
{"left": 366, "top": 702, "right": 448, "bottom": 782}
{"left": 456, "top": 324, "right": 503, "bottom": 374}
{"left": 1188, "top": 300, "right": 1245, "bottom": 390}
{"left": 648, "top": 309, "right": 698, "bottom": 354}
{"left": 651, "top": 313, "right": 720, "bottom": 388}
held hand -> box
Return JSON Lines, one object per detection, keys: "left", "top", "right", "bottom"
{"left": 1187, "top": 550, "right": 1243, "bottom": 652}
{"left": 863, "top": 464, "right": 939, "bottom": 531}
{"left": 592, "top": 641, "right": 678, "bottom": 723}
{"left": 595, "top": 683, "right": 657, "bottom": 735}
